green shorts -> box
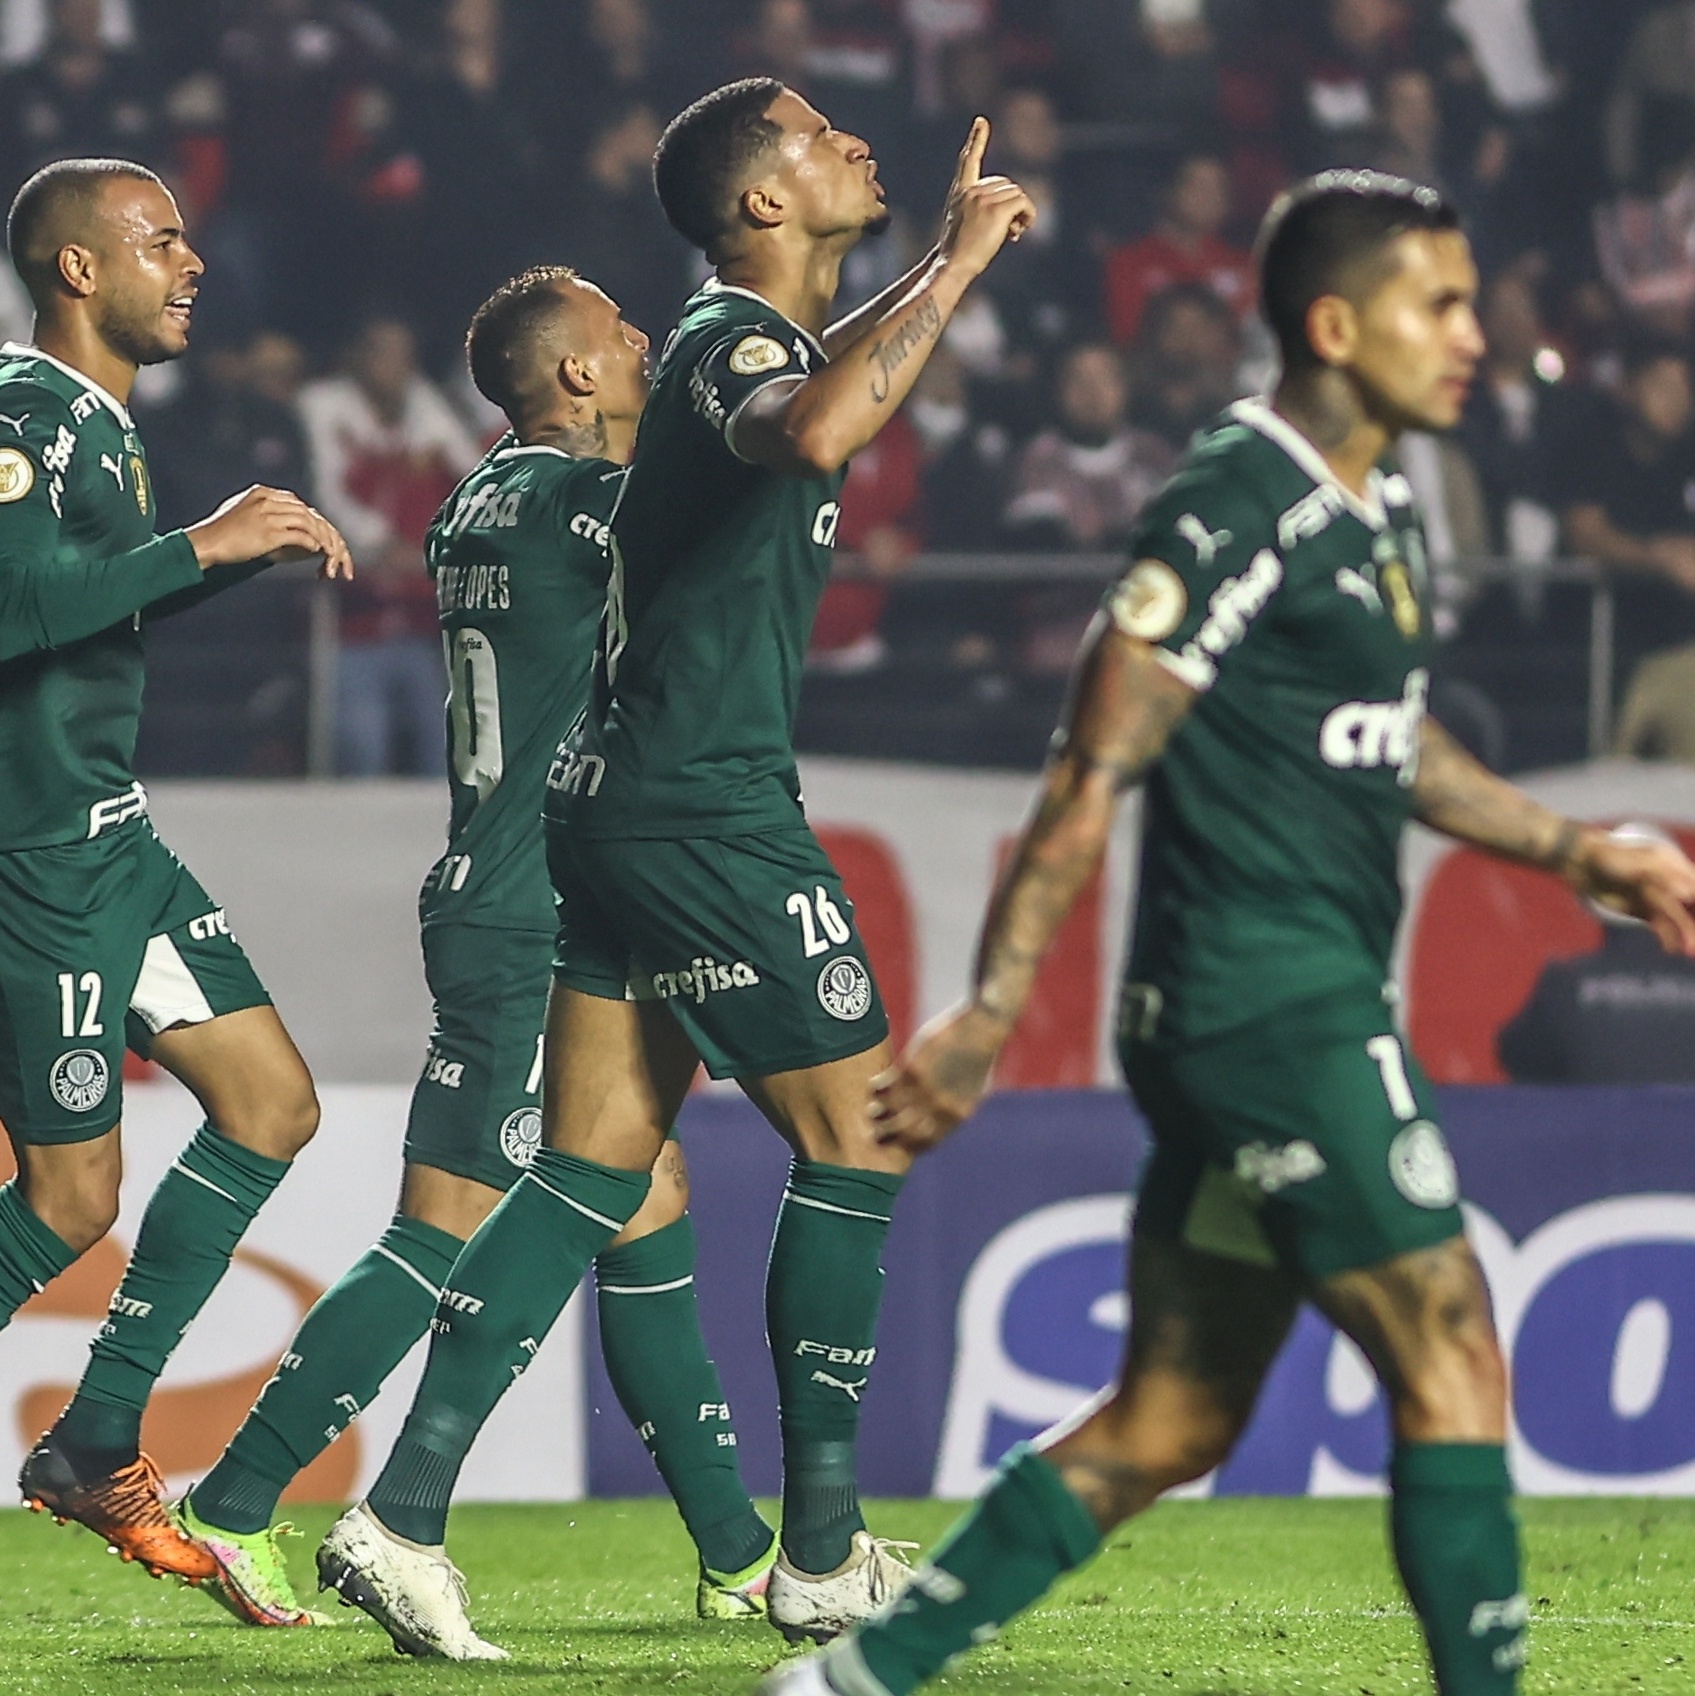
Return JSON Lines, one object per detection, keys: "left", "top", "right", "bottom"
{"left": 1122, "top": 989, "right": 1464, "bottom": 1281}
{"left": 547, "top": 824, "right": 889, "bottom": 1080}
{"left": 0, "top": 819, "right": 270, "bottom": 1144}
{"left": 404, "top": 923, "right": 551, "bottom": 1190}
{"left": 404, "top": 920, "right": 681, "bottom": 1188}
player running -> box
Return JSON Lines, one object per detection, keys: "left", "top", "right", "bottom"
{"left": 176, "top": 267, "right": 776, "bottom": 1643}
{"left": 318, "top": 80, "right": 1036, "bottom": 1655}
{"left": 765, "top": 172, "right": 1695, "bottom": 1696}
{"left": 0, "top": 158, "right": 351, "bottom": 1583}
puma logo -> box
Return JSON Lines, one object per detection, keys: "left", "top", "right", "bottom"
{"left": 0, "top": 412, "right": 29, "bottom": 434}
{"left": 811, "top": 1369, "right": 867, "bottom": 1402}
{"left": 1176, "top": 512, "right": 1232, "bottom": 568}
{"left": 99, "top": 451, "right": 124, "bottom": 488}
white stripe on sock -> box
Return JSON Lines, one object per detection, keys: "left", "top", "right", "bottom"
{"left": 782, "top": 1190, "right": 891, "bottom": 1225}
{"left": 371, "top": 1243, "right": 443, "bottom": 1299}
{"left": 170, "top": 1159, "right": 239, "bottom": 1207}
{"left": 523, "top": 1170, "right": 622, "bottom": 1231}
{"left": 597, "top": 1275, "right": 694, "bottom": 1296}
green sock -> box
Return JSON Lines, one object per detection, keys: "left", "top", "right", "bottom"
{"left": 595, "top": 1214, "right": 773, "bottom": 1576}
{"left": 1390, "top": 1442, "right": 1526, "bottom": 1695}
{"left": 367, "top": 1149, "right": 650, "bottom": 1545}
{"left": 766, "top": 1160, "right": 904, "bottom": 1575}
{"left": 842, "top": 1444, "right": 1102, "bottom": 1696}
{"left": 0, "top": 1181, "right": 78, "bottom": 1332}
{"left": 191, "top": 1215, "right": 462, "bottom": 1534}
{"left": 56, "top": 1124, "right": 289, "bottom": 1471}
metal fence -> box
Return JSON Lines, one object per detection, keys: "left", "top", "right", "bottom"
{"left": 141, "top": 554, "right": 1626, "bottom": 780}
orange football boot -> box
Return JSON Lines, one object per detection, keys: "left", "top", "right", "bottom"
{"left": 19, "top": 1436, "right": 218, "bottom": 1583}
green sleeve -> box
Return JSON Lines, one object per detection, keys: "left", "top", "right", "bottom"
{"left": 145, "top": 555, "right": 273, "bottom": 623}
{"left": 1103, "top": 464, "right": 1282, "bottom": 693}
{"left": 0, "top": 393, "right": 203, "bottom": 661}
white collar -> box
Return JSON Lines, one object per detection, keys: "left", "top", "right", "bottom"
{"left": 1, "top": 341, "right": 133, "bottom": 429}
{"left": 1229, "top": 396, "right": 1388, "bottom": 531}
{"left": 495, "top": 443, "right": 574, "bottom": 461}
{"left": 699, "top": 278, "right": 826, "bottom": 358}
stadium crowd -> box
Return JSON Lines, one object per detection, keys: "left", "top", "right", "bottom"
{"left": 4, "top": 0, "right": 1695, "bottom": 773}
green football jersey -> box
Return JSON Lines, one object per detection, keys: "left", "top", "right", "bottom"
{"left": 552, "top": 281, "right": 845, "bottom": 840}
{"left": 0, "top": 343, "right": 202, "bottom": 851}
{"left": 1113, "top": 398, "right": 1436, "bottom": 1045}
{"left": 420, "top": 439, "right": 622, "bottom": 933}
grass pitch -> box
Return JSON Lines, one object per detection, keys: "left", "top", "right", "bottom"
{"left": 1, "top": 1498, "right": 1689, "bottom": 1696}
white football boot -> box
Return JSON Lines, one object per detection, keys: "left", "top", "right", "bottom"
{"left": 315, "top": 1501, "right": 509, "bottom": 1661}
{"left": 767, "top": 1531, "right": 917, "bottom": 1644}
{"left": 758, "top": 1638, "right": 895, "bottom": 1696}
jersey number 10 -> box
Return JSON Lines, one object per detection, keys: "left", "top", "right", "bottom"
{"left": 446, "top": 627, "right": 505, "bottom": 802}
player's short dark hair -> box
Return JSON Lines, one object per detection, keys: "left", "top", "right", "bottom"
{"left": 653, "top": 78, "right": 785, "bottom": 255}
{"left": 7, "top": 157, "right": 166, "bottom": 302}
{"left": 466, "top": 264, "right": 581, "bottom": 420}
{"left": 1256, "top": 169, "right": 1461, "bottom": 370}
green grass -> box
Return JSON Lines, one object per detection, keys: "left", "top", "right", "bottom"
{"left": 0, "top": 1498, "right": 1689, "bottom": 1695}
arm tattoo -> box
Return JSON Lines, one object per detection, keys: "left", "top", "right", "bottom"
{"left": 1411, "top": 718, "right": 1577, "bottom": 870}
{"left": 867, "top": 298, "right": 942, "bottom": 403}
{"left": 971, "top": 637, "right": 1195, "bottom": 1025}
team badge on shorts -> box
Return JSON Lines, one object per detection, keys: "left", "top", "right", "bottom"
{"left": 50, "top": 1049, "right": 110, "bottom": 1113}
{"left": 817, "top": 956, "right": 872, "bottom": 1022}
{"left": 1388, "top": 1120, "right": 1458, "bottom": 1209}
{"left": 499, "top": 1107, "right": 543, "bottom": 1169}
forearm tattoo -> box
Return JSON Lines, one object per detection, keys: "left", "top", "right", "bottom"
{"left": 868, "top": 297, "right": 942, "bottom": 403}
{"left": 1411, "top": 718, "right": 1575, "bottom": 870}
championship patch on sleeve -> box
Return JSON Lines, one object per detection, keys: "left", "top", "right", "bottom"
{"left": 1108, "top": 559, "right": 1188, "bottom": 642}
{"left": 728, "top": 334, "right": 790, "bottom": 377}
{"left": 0, "top": 445, "right": 35, "bottom": 503}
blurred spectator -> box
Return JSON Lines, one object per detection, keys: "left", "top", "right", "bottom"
{"left": 404, "top": 0, "right": 539, "bottom": 363}
{"left": 0, "top": 0, "right": 161, "bottom": 183}
{"left": 1368, "top": 65, "right": 1445, "bottom": 189}
{"left": 1593, "top": 94, "right": 1695, "bottom": 338}
{"left": 1129, "top": 281, "right": 1245, "bottom": 451}
{"left": 1458, "top": 267, "right": 1568, "bottom": 559}
{"left": 1058, "top": 0, "right": 1222, "bottom": 152}
{"left": 910, "top": 343, "right": 1010, "bottom": 549}
{"left": 1499, "top": 826, "right": 1695, "bottom": 1082}
{"left": 1615, "top": 645, "right": 1695, "bottom": 761}
{"left": 1604, "top": 1, "right": 1695, "bottom": 191}
{"left": 298, "top": 316, "right": 480, "bottom": 775}
{"left": 212, "top": 0, "right": 399, "bottom": 347}
{"left": 1103, "top": 153, "right": 1253, "bottom": 347}
{"left": 144, "top": 330, "right": 310, "bottom": 531}
{"left": 1559, "top": 338, "right": 1695, "bottom": 684}
{"left": 964, "top": 85, "right": 1090, "bottom": 362}
{"left": 809, "top": 408, "right": 923, "bottom": 673}
{"left": 558, "top": 102, "right": 685, "bottom": 352}
{"left": 1294, "top": 0, "right": 1418, "bottom": 170}
{"left": 1005, "top": 342, "right": 1176, "bottom": 549}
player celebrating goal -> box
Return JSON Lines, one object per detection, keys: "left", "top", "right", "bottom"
{"left": 321, "top": 81, "right": 1035, "bottom": 1655}
{"left": 768, "top": 173, "right": 1695, "bottom": 1696}
{"left": 179, "top": 268, "right": 776, "bottom": 1643}
{"left": 0, "top": 159, "right": 350, "bottom": 1580}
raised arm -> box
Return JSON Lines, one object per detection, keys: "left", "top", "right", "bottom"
{"left": 1413, "top": 716, "right": 1695, "bottom": 952}
{"left": 870, "top": 619, "right": 1197, "bottom": 1152}
{"left": 732, "top": 119, "right": 1035, "bottom": 476}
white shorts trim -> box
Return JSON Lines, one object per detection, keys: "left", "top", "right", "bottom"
{"left": 130, "top": 933, "right": 216, "bottom": 1034}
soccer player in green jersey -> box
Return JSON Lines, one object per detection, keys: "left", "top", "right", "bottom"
{"left": 321, "top": 82, "right": 1037, "bottom": 1653}
{"left": 766, "top": 173, "right": 1695, "bottom": 1696}
{"left": 177, "top": 267, "right": 775, "bottom": 1643}
{"left": 0, "top": 158, "right": 352, "bottom": 1583}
